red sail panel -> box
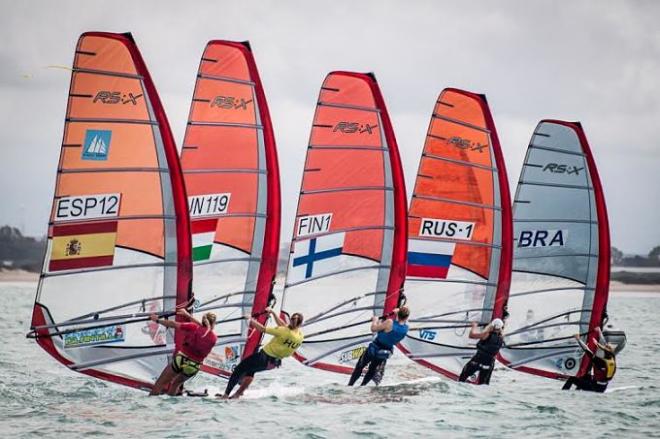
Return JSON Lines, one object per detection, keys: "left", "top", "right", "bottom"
{"left": 281, "top": 72, "right": 407, "bottom": 374}
{"left": 30, "top": 32, "right": 191, "bottom": 391}
{"left": 180, "top": 41, "right": 280, "bottom": 376}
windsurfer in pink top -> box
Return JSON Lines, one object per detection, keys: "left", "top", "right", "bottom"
{"left": 149, "top": 308, "right": 217, "bottom": 396}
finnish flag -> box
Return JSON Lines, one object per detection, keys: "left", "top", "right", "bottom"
{"left": 288, "top": 232, "right": 346, "bottom": 283}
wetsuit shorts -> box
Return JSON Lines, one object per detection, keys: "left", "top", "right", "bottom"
{"left": 240, "top": 350, "right": 281, "bottom": 377}
{"left": 171, "top": 353, "right": 201, "bottom": 378}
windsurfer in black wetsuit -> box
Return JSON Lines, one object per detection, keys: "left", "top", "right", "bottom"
{"left": 459, "top": 318, "right": 504, "bottom": 385}
{"left": 562, "top": 327, "right": 622, "bottom": 393}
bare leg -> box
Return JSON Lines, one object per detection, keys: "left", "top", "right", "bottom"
{"left": 150, "top": 366, "right": 177, "bottom": 396}
{"left": 230, "top": 376, "right": 254, "bottom": 399}
{"left": 167, "top": 374, "right": 189, "bottom": 396}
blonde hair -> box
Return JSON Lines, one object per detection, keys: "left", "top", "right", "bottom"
{"left": 204, "top": 312, "right": 217, "bottom": 326}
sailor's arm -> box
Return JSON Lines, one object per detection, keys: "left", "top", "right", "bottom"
{"left": 150, "top": 314, "right": 180, "bottom": 329}
{"left": 248, "top": 316, "right": 267, "bottom": 333}
{"left": 267, "top": 307, "right": 287, "bottom": 327}
{"left": 177, "top": 308, "right": 203, "bottom": 326}
{"left": 574, "top": 334, "right": 594, "bottom": 357}
{"left": 468, "top": 322, "right": 489, "bottom": 340}
{"left": 370, "top": 316, "right": 392, "bottom": 333}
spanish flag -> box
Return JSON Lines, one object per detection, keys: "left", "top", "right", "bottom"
{"left": 49, "top": 221, "right": 118, "bottom": 272}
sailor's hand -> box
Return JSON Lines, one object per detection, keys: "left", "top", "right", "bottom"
{"left": 392, "top": 308, "right": 399, "bottom": 314}
{"left": 243, "top": 314, "right": 252, "bottom": 320}
{"left": 176, "top": 308, "right": 190, "bottom": 318}
{"left": 573, "top": 334, "right": 580, "bottom": 340}
{"left": 149, "top": 313, "right": 159, "bottom": 322}
{"left": 472, "top": 322, "right": 478, "bottom": 328}
{"left": 265, "top": 306, "right": 273, "bottom": 314}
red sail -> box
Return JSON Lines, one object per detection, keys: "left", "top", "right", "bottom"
{"left": 30, "top": 32, "right": 191, "bottom": 391}
{"left": 180, "top": 41, "right": 280, "bottom": 376}
{"left": 280, "top": 72, "right": 407, "bottom": 374}
{"left": 398, "top": 89, "right": 512, "bottom": 381}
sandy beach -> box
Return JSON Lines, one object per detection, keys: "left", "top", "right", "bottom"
{"left": 0, "top": 269, "right": 39, "bottom": 282}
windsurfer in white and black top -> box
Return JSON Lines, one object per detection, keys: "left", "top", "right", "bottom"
{"left": 459, "top": 318, "right": 505, "bottom": 385}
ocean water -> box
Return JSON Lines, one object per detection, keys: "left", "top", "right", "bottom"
{"left": 1, "top": 282, "right": 658, "bottom": 438}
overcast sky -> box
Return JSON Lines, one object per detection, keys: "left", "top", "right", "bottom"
{"left": 1, "top": 0, "right": 659, "bottom": 254}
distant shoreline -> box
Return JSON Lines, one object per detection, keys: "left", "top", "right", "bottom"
{"left": 2, "top": 269, "right": 660, "bottom": 293}
{"left": 0, "top": 269, "right": 39, "bottom": 282}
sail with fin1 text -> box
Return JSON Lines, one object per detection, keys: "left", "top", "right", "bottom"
{"left": 180, "top": 40, "right": 280, "bottom": 377}
{"left": 397, "top": 89, "right": 512, "bottom": 381}
{"left": 28, "top": 32, "right": 192, "bottom": 391}
{"left": 279, "top": 72, "right": 407, "bottom": 374}
{"left": 498, "top": 120, "right": 624, "bottom": 379}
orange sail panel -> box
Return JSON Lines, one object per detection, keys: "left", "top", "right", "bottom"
{"left": 398, "top": 89, "right": 512, "bottom": 382}
{"left": 180, "top": 41, "right": 280, "bottom": 376}
{"left": 29, "top": 32, "right": 191, "bottom": 391}
{"left": 280, "top": 72, "right": 407, "bottom": 374}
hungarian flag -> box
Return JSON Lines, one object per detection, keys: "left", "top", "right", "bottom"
{"left": 192, "top": 218, "right": 218, "bottom": 262}
{"left": 49, "top": 221, "right": 118, "bottom": 271}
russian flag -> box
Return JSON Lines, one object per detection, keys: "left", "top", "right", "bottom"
{"left": 407, "top": 239, "right": 455, "bottom": 279}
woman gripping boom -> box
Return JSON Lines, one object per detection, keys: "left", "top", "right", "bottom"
{"left": 219, "top": 307, "right": 304, "bottom": 399}
{"left": 149, "top": 308, "right": 217, "bottom": 396}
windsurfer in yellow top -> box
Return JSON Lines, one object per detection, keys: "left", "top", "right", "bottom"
{"left": 218, "top": 307, "right": 304, "bottom": 399}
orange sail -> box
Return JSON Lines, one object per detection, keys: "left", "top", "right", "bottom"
{"left": 29, "top": 32, "right": 191, "bottom": 391}
{"left": 280, "top": 72, "right": 407, "bottom": 374}
{"left": 398, "top": 89, "right": 512, "bottom": 381}
{"left": 180, "top": 41, "right": 280, "bottom": 376}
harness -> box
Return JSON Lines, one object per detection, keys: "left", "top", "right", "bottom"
{"left": 171, "top": 353, "right": 201, "bottom": 377}
{"left": 476, "top": 332, "right": 503, "bottom": 362}
{"left": 369, "top": 339, "right": 394, "bottom": 360}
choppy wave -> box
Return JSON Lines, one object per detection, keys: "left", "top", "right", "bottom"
{"left": 2, "top": 283, "right": 660, "bottom": 438}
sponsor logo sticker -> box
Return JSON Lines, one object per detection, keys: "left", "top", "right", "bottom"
{"left": 82, "top": 129, "right": 112, "bottom": 160}
{"left": 542, "top": 163, "right": 584, "bottom": 175}
{"left": 332, "top": 122, "right": 378, "bottom": 134}
{"left": 419, "top": 329, "right": 437, "bottom": 341}
{"left": 447, "top": 136, "right": 487, "bottom": 153}
{"left": 63, "top": 325, "right": 125, "bottom": 348}
{"left": 339, "top": 346, "right": 367, "bottom": 363}
{"left": 210, "top": 96, "right": 252, "bottom": 110}
{"left": 93, "top": 91, "right": 143, "bottom": 105}
{"left": 205, "top": 345, "right": 241, "bottom": 371}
